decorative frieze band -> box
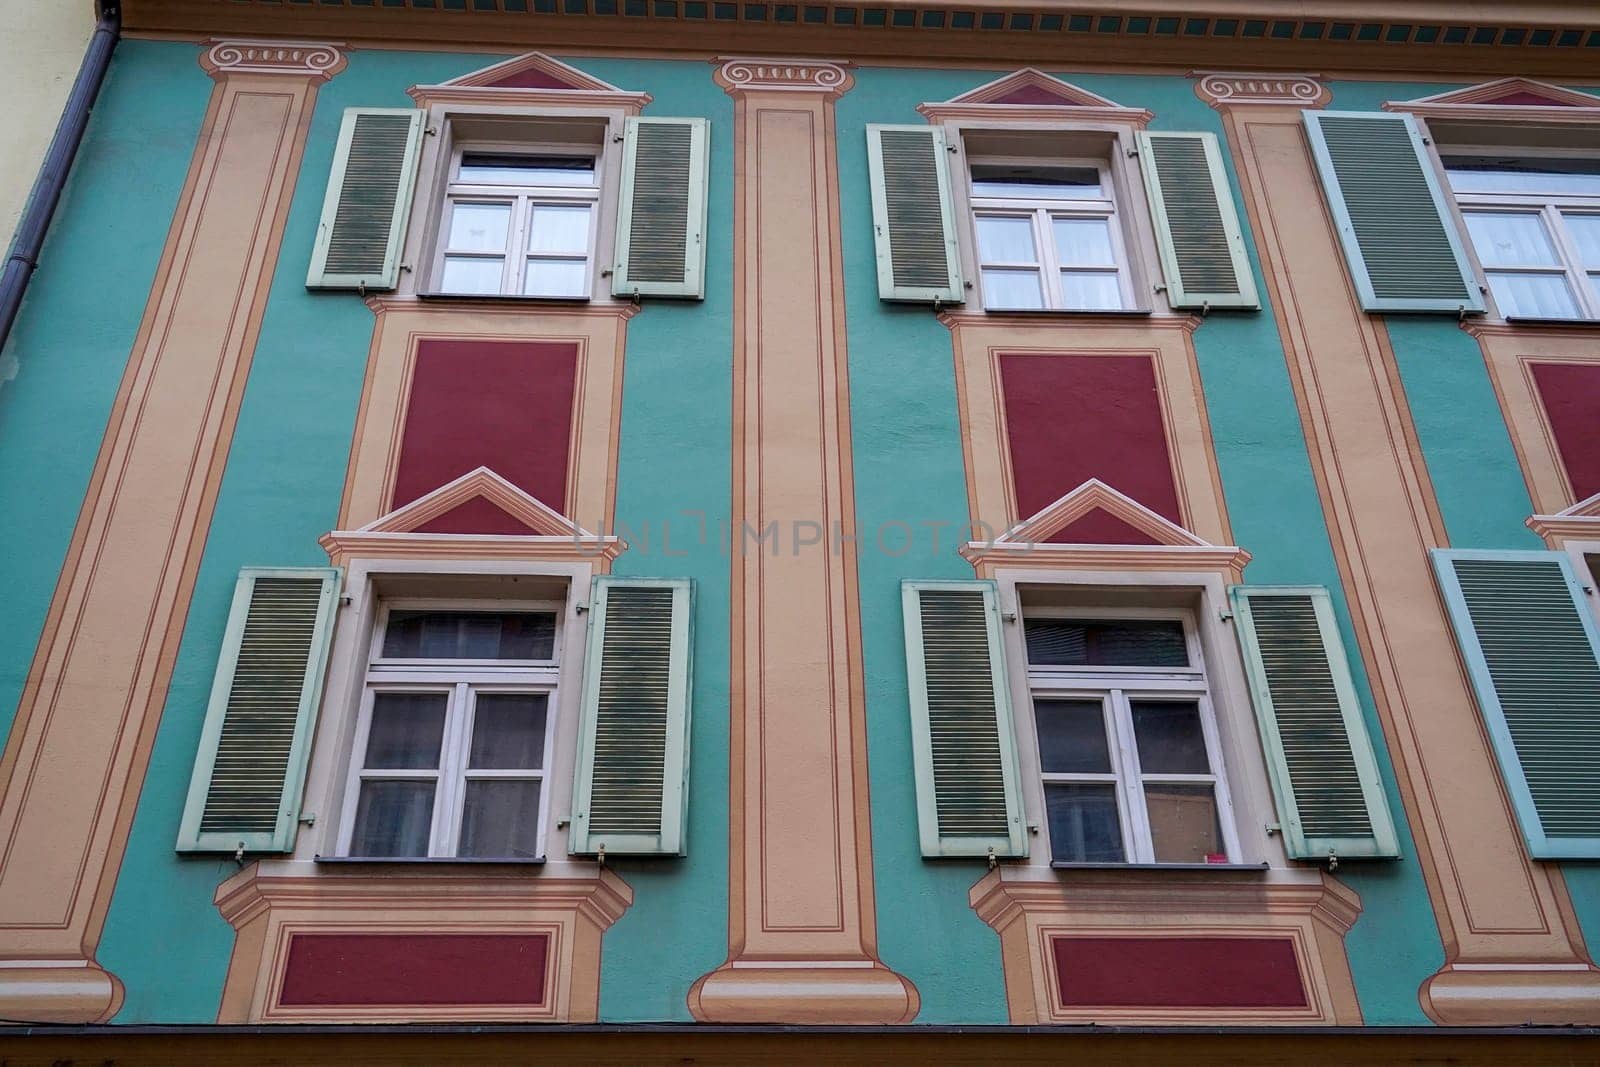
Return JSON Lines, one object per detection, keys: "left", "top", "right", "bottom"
{"left": 714, "top": 56, "right": 854, "bottom": 96}
{"left": 201, "top": 39, "right": 347, "bottom": 81}
{"left": 1194, "top": 71, "right": 1329, "bottom": 108}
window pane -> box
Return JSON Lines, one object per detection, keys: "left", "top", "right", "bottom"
{"left": 364, "top": 692, "right": 447, "bottom": 769}
{"left": 1565, "top": 214, "right": 1600, "bottom": 269}
{"left": 349, "top": 780, "right": 435, "bottom": 857}
{"left": 1059, "top": 270, "right": 1124, "bottom": 310}
{"left": 1131, "top": 700, "right": 1211, "bottom": 774}
{"left": 1144, "top": 783, "right": 1224, "bottom": 863}
{"left": 459, "top": 153, "right": 595, "bottom": 187}
{"left": 446, "top": 202, "right": 510, "bottom": 252}
{"left": 440, "top": 256, "right": 505, "bottom": 294}
{"left": 981, "top": 268, "right": 1044, "bottom": 310}
{"left": 529, "top": 204, "right": 592, "bottom": 255}
{"left": 458, "top": 780, "right": 542, "bottom": 858}
{"left": 1025, "top": 618, "right": 1189, "bottom": 667}
{"left": 975, "top": 216, "right": 1037, "bottom": 263}
{"left": 1444, "top": 156, "right": 1600, "bottom": 197}
{"left": 1052, "top": 217, "right": 1115, "bottom": 266}
{"left": 1045, "top": 783, "right": 1124, "bottom": 863}
{"left": 1033, "top": 699, "right": 1112, "bottom": 774}
{"left": 523, "top": 258, "right": 589, "bottom": 298}
{"left": 382, "top": 611, "right": 557, "bottom": 660}
{"left": 1487, "top": 272, "right": 1580, "bottom": 319}
{"left": 971, "top": 164, "right": 1103, "bottom": 199}
{"left": 1464, "top": 212, "right": 1560, "bottom": 267}
{"left": 470, "top": 693, "right": 550, "bottom": 770}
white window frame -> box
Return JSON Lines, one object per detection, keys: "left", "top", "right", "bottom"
{"left": 1442, "top": 147, "right": 1600, "bottom": 321}
{"left": 432, "top": 141, "right": 603, "bottom": 300}
{"left": 1023, "top": 605, "right": 1242, "bottom": 866}
{"left": 968, "top": 155, "right": 1136, "bottom": 312}
{"left": 336, "top": 598, "right": 564, "bottom": 860}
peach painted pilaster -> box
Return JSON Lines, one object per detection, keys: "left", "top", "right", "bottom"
{"left": 1200, "top": 72, "right": 1600, "bottom": 1023}
{"left": 0, "top": 39, "right": 344, "bottom": 1022}
{"left": 687, "top": 57, "right": 918, "bottom": 1023}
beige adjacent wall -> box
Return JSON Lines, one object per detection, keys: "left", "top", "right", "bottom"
{"left": 0, "top": 0, "right": 95, "bottom": 255}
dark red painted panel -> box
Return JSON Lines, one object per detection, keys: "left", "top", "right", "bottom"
{"left": 1053, "top": 509, "right": 1161, "bottom": 546}
{"left": 992, "top": 85, "right": 1079, "bottom": 105}
{"left": 486, "top": 67, "right": 581, "bottom": 90}
{"left": 999, "top": 353, "right": 1181, "bottom": 540}
{"left": 415, "top": 496, "right": 541, "bottom": 536}
{"left": 279, "top": 933, "right": 549, "bottom": 1007}
{"left": 1531, "top": 362, "right": 1600, "bottom": 502}
{"left": 392, "top": 340, "right": 577, "bottom": 517}
{"left": 1479, "top": 91, "right": 1578, "bottom": 106}
{"left": 1052, "top": 936, "right": 1307, "bottom": 1009}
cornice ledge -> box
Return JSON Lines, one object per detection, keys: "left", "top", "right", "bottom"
{"left": 407, "top": 83, "right": 652, "bottom": 115}
{"left": 916, "top": 101, "right": 1154, "bottom": 128}
{"left": 200, "top": 39, "right": 347, "bottom": 82}
{"left": 1461, "top": 318, "right": 1600, "bottom": 340}
{"left": 1193, "top": 71, "right": 1330, "bottom": 110}
{"left": 937, "top": 309, "right": 1201, "bottom": 333}
{"left": 363, "top": 294, "right": 641, "bottom": 321}
{"left": 713, "top": 56, "right": 855, "bottom": 97}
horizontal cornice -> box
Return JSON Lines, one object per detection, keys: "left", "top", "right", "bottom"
{"left": 122, "top": 1, "right": 1600, "bottom": 79}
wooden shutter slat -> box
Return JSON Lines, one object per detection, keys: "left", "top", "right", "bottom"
{"left": 902, "top": 580, "right": 1027, "bottom": 858}
{"left": 866, "top": 125, "right": 964, "bottom": 304}
{"left": 306, "top": 108, "right": 424, "bottom": 292}
{"left": 176, "top": 567, "right": 341, "bottom": 853}
{"left": 1302, "top": 110, "right": 1482, "bottom": 314}
{"left": 569, "top": 577, "right": 694, "bottom": 856}
{"left": 612, "top": 117, "right": 710, "bottom": 300}
{"left": 1432, "top": 550, "right": 1600, "bottom": 858}
{"left": 1137, "top": 130, "right": 1259, "bottom": 310}
{"left": 1230, "top": 585, "right": 1400, "bottom": 861}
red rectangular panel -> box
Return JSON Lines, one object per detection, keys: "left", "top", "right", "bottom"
{"left": 392, "top": 340, "right": 578, "bottom": 525}
{"left": 1531, "top": 362, "right": 1600, "bottom": 502}
{"left": 279, "top": 933, "right": 549, "bottom": 1007}
{"left": 1052, "top": 935, "right": 1307, "bottom": 1009}
{"left": 998, "top": 353, "right": 1181, "bottom": 536}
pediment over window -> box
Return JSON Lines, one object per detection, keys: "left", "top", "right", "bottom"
{"left": 1387, "top": 78, "right": 1600, "bottom": 122}
{"left": 320, "top": 467, "right": 623, "bottom": 567}
{"left": 409, "top": 51, "right": 650, "bottom": 111}
{"left": 961, "top": 479, "right": 1251, "bottom": 580}
{"left": 919, "top": 69, "right": 1152, "bottom": 126}
{"left": 1528, "top": 490, "right": 1600, "bottom": 548}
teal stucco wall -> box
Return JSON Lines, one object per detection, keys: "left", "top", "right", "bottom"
{"left": 2, "top": 39, "right": 1593, "bottom": 1026}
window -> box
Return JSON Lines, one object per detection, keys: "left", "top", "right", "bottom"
{"left": 1023, "top": 610, "right": 1239, "bottom": 865}
{"left": 969, "top": 159, "right": 1132, "bottom": 311}
{"left": 436, "top": 148, "right": 600, "bottom": 299}
{"left": 1445, "top": 154, "right": 1600, "bottom": 320}
{"left": 338, "top": 603, "right": 561, "bottom": 859}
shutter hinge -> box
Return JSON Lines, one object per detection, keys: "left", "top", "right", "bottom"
{"left": 1264, "top": 822, "right": 1281, "bottom": 836}
{"left": 1326, "top": 850, "right": 1340, "bottom": 872}
{"left": 597, "top": 843, "right": 606, "bottom": 866}
{"left": 1001, "top": 611, "right": 1018, "bottom": 623}
{"left": 1218, "top": 608, "right": 1234, "bottom": 622}
{"left": 613, "top": 134, "right": 625, "bottom": 143}
{"left": 986, "top": 846, "right": 998, "bottom": 870}
{"left": 575, "top": 601, "right": 589, "bottom": 614}
{"left": 425, "top": 126, "right": 438, "bottom": 136}
{"left": 298, "top": 812, "right": 317, "bottom": 826}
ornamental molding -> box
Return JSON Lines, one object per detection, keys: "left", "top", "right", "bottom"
{"left": 200, "top": 39, "right": 347, "bottom": 81}
{"left": 1193, "top": 71, "right": 1330, "bottom": 109}
{"left": 1527, "top": 490, "right": 1600, "bottom": 549}
{"left": 713, "top": 56, "right": 854, "bottom": 97}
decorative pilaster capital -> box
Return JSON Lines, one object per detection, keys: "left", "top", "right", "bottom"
{"left": 713, "top": 56, "right": 854, "bottom": 98}
{"left": 1193, "top": 71, "right": 1330, "bottom": 110}
{"left": 200, "top": 39, "right": 348, "bottom": 82}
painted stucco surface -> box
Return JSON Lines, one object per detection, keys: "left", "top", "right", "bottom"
{"left": 3, "top": 40, "right": 1586, "bottom": 1026}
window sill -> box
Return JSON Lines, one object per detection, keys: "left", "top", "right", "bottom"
{"left": 1500, "top": 315, "right": 1600, "bottom": 327}
{"left": 980, "top": 306, "right": 1153, "bottom": 317}
{"left": 314, "top": 855, "right": 547, "bottom": 866}
{"left": 417, "top": 292, "right": 595, "bottom": 305}
{"left": 1050, "top": 861, "right": 1270, "bottom": 872}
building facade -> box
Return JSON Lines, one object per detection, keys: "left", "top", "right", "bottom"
{"left": 2, "top": 0, "right": 1600, "bottom": 1057}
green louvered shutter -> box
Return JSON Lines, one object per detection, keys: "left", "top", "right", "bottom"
{"left": 306, "top": 108, "right": 425, "bottom": 291}
{"left": 1136, "top": 131, "right": 1259, "bottom": 310}
{"left": 1230, "top": 586, "right": 1400, "bottom": 861}
{"left": 1302, "top": 111, "right": 1482, "bottom": 314}
{"left": 867, "top": 125, "right": 964, "bottom": 304}
{"left": 1432, "top": 550, "right": 1600, "bottom": 859}
{"left": 902, "top": 580, "right": 1027, "bottom": 858}
{"left": 612, "top": 117, "right": 710, "bottom": 299}
{"left": 569, "top": 577, "right": 693, "bottom": 856}
{"left": 176, "top": 567, "right": 341, "bottom": 853}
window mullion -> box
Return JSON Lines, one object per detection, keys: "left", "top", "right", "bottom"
{"left": 1035, "top": 208, "right": 1063, "bottom": 309}
{"left": 1546, "top": 206, "right": 1600, "bottom": 318}
{"left": 432, "top": 681, "right": 472, "bottom": 857}
{"left": 506, "top": 196, "right": 532, "bottom": 296}
{"left": 1108, "top": 690, "right": 1151, "bottom": 863}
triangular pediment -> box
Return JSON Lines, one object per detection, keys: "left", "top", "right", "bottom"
{"left": 443, "top": 51, "right": 623, "bottom": 93}
{"left": 366, "top": 467, "right": 593, "bottom": 539}
{"left": 1526, "top": 490, "right": 1600, "bottom": 548}
{"left": 1399, "top": 78, "right": 1600, "bottom": 110}
{"left": 1560, "top": 491, "right": 1600, "bottom": 518}
{"left": 999, "top": 479, "right": 1209, "bottom": 547}
{"left": 948, "top": 68, "right": 1123, "bottom": 108}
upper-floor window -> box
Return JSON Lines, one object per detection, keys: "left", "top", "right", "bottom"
{"left": 436, "top": 147, "right": 601, "bottom": 299}
{"left": 339, "top": 602, "right": 561, "bottom": 860}
{"left": 1445, "top": 154, "right": 1600, "bottom": 321}
{"left": 969, "top": 159, "right": 1132, "bottom": 312}
{"left": 1023, "top": 609, "right": 1238, "bottom": 865}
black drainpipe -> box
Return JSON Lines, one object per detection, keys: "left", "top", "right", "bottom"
{"left": 0, "top": 0, "right": 121, "bottom": 362}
